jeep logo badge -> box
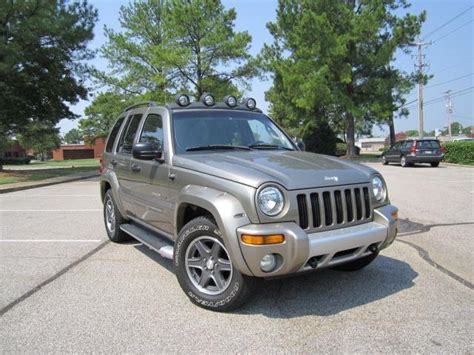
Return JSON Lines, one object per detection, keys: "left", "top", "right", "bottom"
{"left": 325, "top": 176, "right": 339, "bottom": 182}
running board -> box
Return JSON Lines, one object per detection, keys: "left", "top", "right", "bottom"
{"left": 120, "top": 223, "right": 174, "bottom": 259}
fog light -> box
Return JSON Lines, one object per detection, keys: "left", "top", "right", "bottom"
{"left": 260, "top": 254, "right": 277, "bottom": 272}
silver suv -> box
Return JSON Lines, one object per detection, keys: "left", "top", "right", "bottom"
{"left": 100, "top": 94, "right": 398, "bottom": 311}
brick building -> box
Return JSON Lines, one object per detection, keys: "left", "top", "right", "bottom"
{"left": 2, "top": 140, "right": 27, "bottom": 160}
{"left": 52, "top": 137, "right": 106, "bottom": 160}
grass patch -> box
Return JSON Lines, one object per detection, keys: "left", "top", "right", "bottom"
{"left": 0, "top": 166, "right": 98, "bottom": 185}
{"left": 28, "top": 159, "right": 100, "bottom": 168}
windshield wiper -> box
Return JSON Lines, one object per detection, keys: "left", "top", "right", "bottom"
{"left": 186, "top": 144, "right": 251, "bottom": 152}
{"left": 248, "top": 143, "right": 294, "bottom": 151}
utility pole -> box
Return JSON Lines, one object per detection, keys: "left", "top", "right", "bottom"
{"left": 445, "top": 90, "right": 453, "bottom": 137}
{"left": 411, "top": 40, "right": 432, "bottom": 138}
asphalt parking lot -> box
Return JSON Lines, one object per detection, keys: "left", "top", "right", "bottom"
{"left": 1, "top": 163, "right": 473, "bottom": 353}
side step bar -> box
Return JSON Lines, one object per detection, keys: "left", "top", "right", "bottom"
{"left": 120, "top": 223, "right": 174, "bottom": 259}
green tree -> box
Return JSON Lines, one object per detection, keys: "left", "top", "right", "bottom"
{"left": 63, "top": 128, "right": 83, "bottom": 144}
{"left": 96, "top": 0, "right": 258, "bottom": 101}
{"left": 263, "top": 0, "right": 425, "bottom": 156}
{"left": 79, "top": 92, "right": 128, "bottom": 138}
{"left": 17, "top": 123, "right": 61, "bottom": 161}
{"left": 443, "top": 121, "right": 463, "bottom": 136}
{"left": 462, "top": 126, "right": 473, "bottom": 135}
{"left": 0, "top": 1, "right": 98, "bottom": 137}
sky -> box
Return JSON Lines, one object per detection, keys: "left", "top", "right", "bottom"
{"left": 62, "top": 0, "right": 474, "bottom": 138}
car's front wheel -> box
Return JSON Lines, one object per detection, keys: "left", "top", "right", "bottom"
{"left": 174, "top": 216, "right": 254, "bottom": 312}
{"left": 400, "top": 155, "right": 410, "bottom": 167}
{"left": 332, "top": 252, "right": 379, "bottom": 271}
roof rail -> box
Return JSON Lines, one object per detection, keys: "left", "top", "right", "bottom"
{"left": 124, "top": 101, "right": 158, "bottom": 112}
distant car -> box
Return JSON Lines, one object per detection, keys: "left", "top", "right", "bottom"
{"left": 381, "top": 139, "right": 444, "bottom": 167}
{"left": 453, "top": 137, "right": 474, "bottom": 142}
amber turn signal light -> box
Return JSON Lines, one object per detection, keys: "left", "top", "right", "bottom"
{"left": 241, "top": 234, "right": 285, "bottom": 245}
{"left": 391, "top": 211, "right": 398, "bottom": 221}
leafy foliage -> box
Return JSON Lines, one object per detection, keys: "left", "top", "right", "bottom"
{"left": 96, "top": 0, "right": 258, "bottom": 101}
{"left": 0, "top": 0, "right": 98, "bottom": 135}
{"left": 63, "top": 128, "right": 83, "bottom": 144}
{"left": 17, "top": 123, "right": 61, "bottom": 161}
{"left": 302, "top": 121, "right": 337, "bottom": 156}
{"left": 262, "top": 0, "right": 425, "bottom": 156}
{"left": 443, "top": 141, "right": 474, "bottom": 165}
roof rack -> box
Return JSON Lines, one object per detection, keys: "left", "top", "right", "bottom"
{"left": 124, "top": 101, "right": 158, "bottom": 112}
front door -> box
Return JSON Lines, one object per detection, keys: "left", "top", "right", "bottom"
{"left": 128, "top": 110, "right": 174, "bottom": 234}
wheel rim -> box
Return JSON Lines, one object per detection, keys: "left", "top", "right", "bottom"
{"left": 382, "top": 156, "right": 386, "bottom": 163}
{"left": 105, "top": 197, "right": 115, "bottom": 233}
{"left": 401, "top": 156, "right": 406, "bottom": 166}
{"left": 185, "top": 236, "right": 233, "bottom": 295}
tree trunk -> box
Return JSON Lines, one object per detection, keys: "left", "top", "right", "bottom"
{"left": 346, "top": 112, "right": 356, "bottom": 156}
{"left": 388, "top": 115, "right": 396, "bottom": 145}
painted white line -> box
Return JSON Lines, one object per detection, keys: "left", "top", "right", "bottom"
{"left": 0, "top": 195, "right": 97, "bottom": 198}
{"left": 0, "top": 240, "right": 102, "bottom": 243}
{"left": 0, "top": 209, "right": 101, "bottom": 212}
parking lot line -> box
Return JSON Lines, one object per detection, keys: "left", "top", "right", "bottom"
{"left": 0, "top": 240, "right": 102, "bottom": 243}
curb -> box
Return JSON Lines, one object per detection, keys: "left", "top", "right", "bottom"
{"left": 441, "top": 162, "right": 473, "bottom": 168}
{"left": 0, "top": 173, "right": 100, "bottom": 194}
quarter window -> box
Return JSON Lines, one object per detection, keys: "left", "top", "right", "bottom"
{"left": 105, "top": 116, "right": 125, "bottom": 153}
{"left": 139, "top": 114, "right": 163, "bottom": 150}
{"left": 116, "top": 114, "right": 142, "bottom": 154}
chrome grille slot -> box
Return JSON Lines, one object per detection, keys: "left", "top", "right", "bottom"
{"left": 296, "top": 184, "right": 372, "bottom": 232}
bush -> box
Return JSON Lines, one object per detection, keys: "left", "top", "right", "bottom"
{"left": 303, "top": 121, "right": 337, "bottom": 155}
{"left": 0, "top": 157, "right": 32, "bottom": 165}
{"left": 335, "top": 142, "right": 360, "bottom": 156}
{"left": 443, "top": 141, "right": 474, "bottom": 165}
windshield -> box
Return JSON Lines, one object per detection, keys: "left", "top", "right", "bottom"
{"left": 172, "top": 110, "right": 295, "bottom": 154}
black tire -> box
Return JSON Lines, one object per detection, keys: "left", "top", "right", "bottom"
{"left": 381, "top": 155, "right": 388, "bottom": 165}
{"left": 174, "top": 216, "right": 254, "bottom": 312}
{"left": 103, "top": 189, "right": 131, "bottom": 243}
{"left": 332, "top": 252, "right": 379, "bottom": 271}
{"left": 400, "top": 155, "right": 410, "bottom": 167}
{"left": 431, "top": 162, "right": 440, "bottom": 167}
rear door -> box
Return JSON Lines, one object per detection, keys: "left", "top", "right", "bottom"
{"left": 416, "top": 140, "right": 442, "bottom": 157}
{"left": 114, "top": 110, "right": 145, "bottom": 216}
{"left": 386, "top": 141, "right": 402, "bottom": 161}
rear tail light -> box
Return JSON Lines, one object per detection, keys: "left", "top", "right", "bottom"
{"left": 441, "top": 146, "right": 446, "bottom": 153}
{"left": 99, "top": 158, "right": 104, "bottom": 174}
{"left": 410, "top": 141, "right": 417, "bottom": 154}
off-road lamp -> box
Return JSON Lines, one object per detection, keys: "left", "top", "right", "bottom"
{"left": 244, "top": 97, "right": 257, "bottom": 110}
{"left": 200, "top": 93, "right": 215, "bottom": 106}
{"left": 176, "top": 94, "right": 190, "bottom": 107}
{"left": 224, "top": 95, "right": 238, "bottom": 107}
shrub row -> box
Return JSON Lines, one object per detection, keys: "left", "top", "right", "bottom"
{"left": 442, "top": 141, "right": 474, "bottom": 165}
{"left": 0, "top": 157, "right": 32, "bottom": 165}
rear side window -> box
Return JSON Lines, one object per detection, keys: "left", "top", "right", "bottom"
{"left": 416, "top": 140, "right": 440, "bottom": 149}
{"left": 105, "top": 117, "right": 125, "bottom": 152}
{"left": 139, "top": 114, "right": 163, "bottom": 150}
{"left": 116, "top": 114, "right": 143, "bottom": 154}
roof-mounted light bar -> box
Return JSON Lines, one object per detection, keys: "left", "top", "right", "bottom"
{"left": 242, "top": 97, "right": 257, "bottom": 110}
{"left": 200, "top": 93, "right": 215, "bottom": 106}
{"left": 223, "top": 95, "right": 238, "bottom": 107}
{"left": 176, "top": 94, "right": 191, "bottom": 107}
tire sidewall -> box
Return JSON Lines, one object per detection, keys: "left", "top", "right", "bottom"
{"left": 174, "top": 217, "right": 246, "bottom": 311}
{"left": 103, "top": 190, "right": 122, "bottom": 242}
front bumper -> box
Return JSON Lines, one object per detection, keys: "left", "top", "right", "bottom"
{"left": 236, "top": 204, "right": 398, "bottom": 277}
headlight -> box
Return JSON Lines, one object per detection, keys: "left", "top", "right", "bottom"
{"left": 257, "top": 186, "right": 284, "bottom": 216}
{"left": 371, "top": 176, "right": 386, "bottom": 202}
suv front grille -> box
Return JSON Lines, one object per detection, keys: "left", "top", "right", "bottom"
{"left": 296, "top": 184, "right": 372, "bottom": 232}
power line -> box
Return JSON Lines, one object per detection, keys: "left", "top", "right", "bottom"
{"left": 423, "top": 6, "right": 473, "bottom": 39}
{"left": 402, "top": 86, "right": 474, "bottom": 110}
{"left": 432, "top": 19, "right": 474, "bottom": 43}
{"left": 425, "top": 73, "right": 474, "bottom": 88}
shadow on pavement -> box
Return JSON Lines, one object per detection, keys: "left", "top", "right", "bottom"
{"left": 398, "top": 218, "right": 474, "bottom": 237}
{"left": 133, "top": 243, "right": 175, "bottom": 273}
{"left": 238, "top": 256, "right": 417, "bottom": 318}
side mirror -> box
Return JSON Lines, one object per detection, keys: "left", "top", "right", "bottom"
{"left": 132, "top": 142, "right": 162, "bottom": 161}
{"left": 296, "top": 140, "right": 305, "bottom": 151}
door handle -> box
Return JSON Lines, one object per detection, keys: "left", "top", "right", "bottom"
{"left": 131, "top": 164, "right": 141, "bottom": 173}
{"left": 111, "top": 159, "right": 118, "bottom": 167}
{"left": 168, "top": 172, "right": 176, "bottom": 181}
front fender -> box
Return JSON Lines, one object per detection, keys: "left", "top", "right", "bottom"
{"left": 175, "top": 185, "right": 253, "bottom": 276}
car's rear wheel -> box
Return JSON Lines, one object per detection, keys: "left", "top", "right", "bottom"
{"left": 382, "top": 155, "right": 388, "bottom": 165}
{"left": 431, "top": 162, "right": 440, "bottom": 167}
{"left": 103, "top": 189, "right": 130, "bottom": 243}
{"left": 332, "top": 252, "right": 379, "bottom": 271}
{"left": 174, "top": 216, "right": 254, "bottom": 312}
{"left": 400, "top": 155, "right": 410, "bottom": 167}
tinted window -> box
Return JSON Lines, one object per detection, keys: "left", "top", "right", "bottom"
{"left": 416, "top": 140, "right": 440, "bottom": 149}
{"left": 105, "top": 116, "right": 125, "bottom": 152}
{"left": 392, "top": 142, "right": 402, "bottom": 149}
{"left": 402, "top": 141, "right": 413, "bottom": 149}
{"left": 116, "top": 114, "right": 142, "bottom": 154}
{"left": 139, "top": 114, "right": 163, "bottom": 150}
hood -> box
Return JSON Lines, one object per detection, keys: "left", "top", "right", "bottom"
{"left": 173, "top": 151, "right": 376, "bottom": 190}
